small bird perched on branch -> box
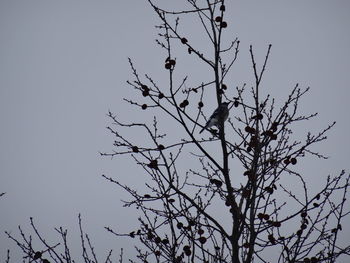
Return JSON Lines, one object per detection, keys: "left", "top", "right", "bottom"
{"left": 200, "top": 102, "right": 230, "bottom": 134}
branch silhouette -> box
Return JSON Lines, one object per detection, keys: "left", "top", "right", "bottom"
{"left": 5, "top": 1, "right": 350, "bottom": 263}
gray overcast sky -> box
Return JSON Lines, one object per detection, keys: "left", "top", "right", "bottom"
{"left": 1, "top": 0, "right": 350, "bottom": 261}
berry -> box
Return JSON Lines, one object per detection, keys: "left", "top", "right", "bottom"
{"left": 273, "top": 221, "right": 281, "bottom": 227}
{"left": 181, "top": 37, "right": 188, "bottom": 44}
{"left": 263, "top": 214, "right": 270, "bottom": 220}
{"left": 215, "top": 16, "right": 222, "bottom": 22}
{"left": 158, "top": 144, "right": 165, "bottom": 151}
{"left": 220, "top": 21, "right": 227, "bottom": 28}
{"left": 148, "top": 160, "right": 158, "bottom": 169}
{"left": 154, "top": 236, "right": 161, "bottom": 244}
{"left": 184, "top": 248, "right": 191, "bottom": 256}
{"left": 180, "top": 100, "right": 189, "bottom": 108}
{"left": 33, "top": 252, "right": 42, "bottom": 260}
{"left": 198, "top": 236, "right": 207, "bottom": 244}
{"left": 132, "top": 146, "right": 139, "bottom": 152}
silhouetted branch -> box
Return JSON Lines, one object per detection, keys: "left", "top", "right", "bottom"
{"left": 101, "top": 1, "right": 349, "bottom": 262}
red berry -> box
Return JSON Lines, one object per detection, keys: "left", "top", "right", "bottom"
{"left": 263, "top": 214, "right": 270, "bottom": 220}
{"left": 198, "top": 236, "right": 207, "bottom": 244}
{"left": 220, "top": 21, "right": 227, "bottom": 28}
{"left": 184, "top": 249, "right": 191, "bottom": 256}
{"left": 215, "top": 16, "right": 222, "bottom": 22}
{"left": 198, "top": 228, "right": 204, "bottom": 235}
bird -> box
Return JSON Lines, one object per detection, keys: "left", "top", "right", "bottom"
{"left": 200, "top": 102, "right": 230, "bottom": 134}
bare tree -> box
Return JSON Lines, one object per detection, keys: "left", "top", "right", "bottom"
{"left": 5, "top": 1, "right": 350, "bottom": 263}
{"left": 101, "top": 1, "right": 350, "bottom": 263}
{"left": 5, "top": 215, "right": 124, "bottom": 263}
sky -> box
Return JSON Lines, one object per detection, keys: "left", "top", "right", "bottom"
{"left": 1, "top": 0, "right": 350, "bottom": 262}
